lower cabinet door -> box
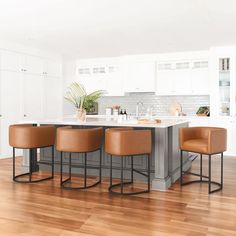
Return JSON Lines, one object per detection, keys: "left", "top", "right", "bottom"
{"left": 22, "top": 74, "right": 43, "bottom": 120}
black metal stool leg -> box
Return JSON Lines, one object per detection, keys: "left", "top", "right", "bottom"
{"left": 84, "top": 152, "right": 87, "bottom": 188}
{"left": 180, "top": 150, "right": 183, "bottom": 185}
{"left": 61, "top": 150, "right": 101, "bottom": 190}
{"left": 99, "top": 148, "right": 102, "bottom": 182}
{"left": 121, "top": 157, "right": 124, "bottom": 194}
{"left": 12, "top": 146, "right": 54, "bottom": 183}
{"left": 208, "top": 154, "right": 211, "bottom": 194}
{"left": 148, "top": 154, "right": 151, "bottom": 192}
{"left": 221, "top": 152, "right": 223, "bottom": 189}
{"left": 110, "top": 155, "right": 113, "bottom": 187}
{"left": 13, "top": 147, "right": 15, "bottom": 180}
{"left": 181, "top": 152, "right": 223, "bottom": 194}
{"left": 200, "top": 154, "right": 202, "bottom": 181}
{"left": 60, "top": 151, "right": 63, "bottom": 186}
{"left": 109, "top": 154, "right": 150, "bottom": 195}
{"left": 131, "top": 156, "right": 133, "bottom": 183}
{"left": 29, "top": 149, "right": 32, "bottom": 182}
{"left": 51, "top": 146, "right": 54, "bottom": 178}
{"left": 69, "top": 153, "right": 72, "bottom": 180}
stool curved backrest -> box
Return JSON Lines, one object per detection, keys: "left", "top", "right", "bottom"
{"left": 9, "top": 124, "right": 56, "bottom": 149}
{"left": 56, "top": 126, "right": 103, "bottom": 153}
{"left": 105, "top": 128, "right": 152, "bottom": 156}
{"left": 179, "top": 126, "right": 227, "bottom": 154}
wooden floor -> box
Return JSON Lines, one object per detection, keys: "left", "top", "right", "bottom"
{"left": 1, "top": 156, "right": 236, "bottom": 236}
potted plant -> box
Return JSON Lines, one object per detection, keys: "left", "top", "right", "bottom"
{"left": 64, "top": 82, "right": 105, "bottom": 121}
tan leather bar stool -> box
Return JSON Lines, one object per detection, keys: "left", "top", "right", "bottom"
{"left": 179, "top": 127, "right": 227, "bottom": 194}
{"left": 105, "top": 128, "right": 152, "bottom": 195}
{"left": 56, "top": 126, "right": 103, "bottom": 189}
{"left": 9, "top": 124, "right": 56, "bottom": 183}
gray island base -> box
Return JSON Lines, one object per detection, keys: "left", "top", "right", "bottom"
{"left": 22, "top": 117, "right": 190, "bottom": 191}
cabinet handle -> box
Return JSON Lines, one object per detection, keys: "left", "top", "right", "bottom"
{"left": 24, "top": 114, "right": 27, "bottom": 117}
{"left": 0, "top": 114, "right": 2, "bottom": 117}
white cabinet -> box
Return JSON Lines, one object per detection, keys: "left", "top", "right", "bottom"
{"left": 22, "top": 74, "right": 44, "bottom": 120}
{"left": 0, "top": 51, "right": 22, "bottom": 72}
{"left": 191, "top": 61, "right": 209, "bottom": 94}
{"left": 78, "top": 65, "right": 106, "bottom": 94}
{"left": 209, "top": 51, "right": 235, "bottom": 117}
{"left": 0, "top": 71, "right": 22, "bottom": 157}
{"left": 123, "top": 62, "right": 156, "bottom": 93}
{"left": 0, "top": 49, "right": 62, "bottom": 158}
{"left": 104, "top": 65, "right": 124, "bottom": 96}
{"left": 45, "top": 60, "right": 62, "bottom": 77}
{"left": 156, "top": 61, "right": 191, "bottom": 95}
{"left": 156, "top": 60, "right": 209, "bottom": 95}
{"left": 155, "top": 63, "right": 174, "bottom": 94}
{"left": 173, "top": 62, "right": 192, "bottom": 94}
{"left": 23, "top": 55, "right": 44, "bottom": 75}
{"left": 77, "top": 63, "right": 124, "bottom": 96}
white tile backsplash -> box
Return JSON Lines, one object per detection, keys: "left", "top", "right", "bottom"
{"left": 97, "top": 94, "right": 209, "bottom": 116}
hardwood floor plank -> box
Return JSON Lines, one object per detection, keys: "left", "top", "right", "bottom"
{"left": 0, "top": 156, "right": 236, "bottom": 235}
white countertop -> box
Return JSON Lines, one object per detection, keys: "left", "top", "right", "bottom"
{"left": 20, "top": 117, "right": 189, "bottom": 128}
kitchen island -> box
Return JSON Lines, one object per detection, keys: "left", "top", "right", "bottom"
{"left": 21, "top": 117, "right": 189, "bottom": 191}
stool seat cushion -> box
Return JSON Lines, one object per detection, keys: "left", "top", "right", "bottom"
{"left": 179, "top": 127, "right": 227, "bottom": 154}
{"left": 9, "top": 124, "right": 56, "bottom": 149}
{"left": 182, "top": 138, "right": 208, "bottom": 153}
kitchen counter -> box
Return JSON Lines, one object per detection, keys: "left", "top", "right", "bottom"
{"left": 24, "top": 116, "right": 188, "bottom": 128}
{"left": 21, "top": 117, "right": 190, "bottom": 191}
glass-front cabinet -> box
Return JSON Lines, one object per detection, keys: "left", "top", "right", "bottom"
{"left": 210, "top": 49, "right": 236, "bottom": 117}
{"left": 218, "top": 57, "right": 231, "bottom": 116}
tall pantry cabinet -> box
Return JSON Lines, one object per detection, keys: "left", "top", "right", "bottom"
{"left": 0, "top": 50, "right": 62, "bottom": 158}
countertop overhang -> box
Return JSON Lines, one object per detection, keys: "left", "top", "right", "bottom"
{"left": 20, "top": 117, "right": 188, "bottom": 128}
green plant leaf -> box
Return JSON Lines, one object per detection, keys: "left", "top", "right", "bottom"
{"left": 64, "top": 82, "right": 105, "bottom": 111}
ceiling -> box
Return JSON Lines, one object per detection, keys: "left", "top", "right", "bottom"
{"left": 0, "top": 0, "right": 236, "bottom": 58}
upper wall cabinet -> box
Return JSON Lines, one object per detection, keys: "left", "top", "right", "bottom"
{"left": 191, "top": 60, "right": 209, "bottom": 95}
{"left": 77, "top": 62, "right": 124, "bottom": 96}
{"left": 0, "top": 50, "right": 62, "bottom": 77}
{"left": 123, "top": 62, "right": 156, "bottom": 93}
{"left": 23, "top": 55, "right": 45, "bottom": 75}
{"left": 156, "top": 59, "right": 209, "bottom": 95}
